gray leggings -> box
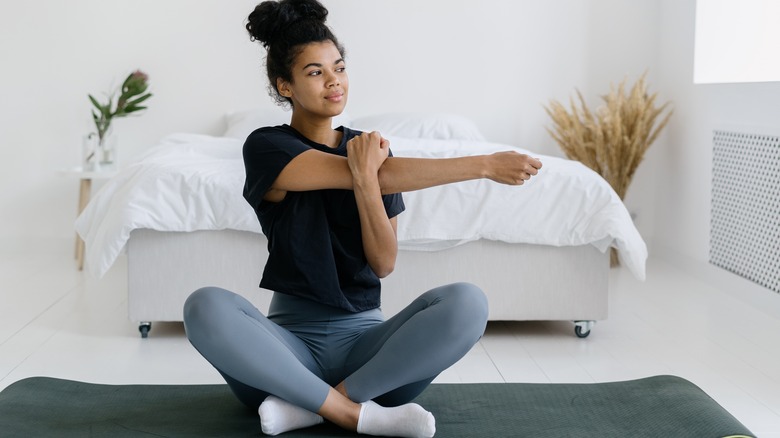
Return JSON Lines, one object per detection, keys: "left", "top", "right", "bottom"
{"left": 183, "top": 283, "right": 488, "bottom": 413}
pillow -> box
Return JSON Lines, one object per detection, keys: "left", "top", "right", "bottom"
{"left": 222, "top": 108, "right": 352, "bottom": 140}
{"left": 349, "top": 113, "right": 486, "bottom": 141}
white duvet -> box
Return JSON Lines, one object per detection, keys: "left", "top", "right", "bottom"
{"left": 76, "top": 133, "right": 647, "bottom": 280}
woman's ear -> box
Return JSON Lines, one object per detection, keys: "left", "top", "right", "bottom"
{"left": 277, "top": 78, "right": 292, "bottom": 98}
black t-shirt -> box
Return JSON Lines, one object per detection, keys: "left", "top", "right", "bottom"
{"left": 242, "top": 124, "right": 405, "bottom": 312}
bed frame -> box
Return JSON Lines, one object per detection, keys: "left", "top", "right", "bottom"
{"left": 127, "top": 229, "right": 609, "bottom": 338}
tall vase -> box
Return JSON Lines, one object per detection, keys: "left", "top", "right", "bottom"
{"left": 97, "top": 125, "right": 117, "bottom": 169}
{"left": 82, "top": 125, "right": 117, "bottom": 171}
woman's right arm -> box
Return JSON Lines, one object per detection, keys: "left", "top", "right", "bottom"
{"left": 264, "top": 133, "right": 542, "bottom": 200}
{"left": 378, "top": 152, "right": 541, "bottom": 193}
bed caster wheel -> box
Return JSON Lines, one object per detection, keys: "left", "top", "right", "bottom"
{"left": 139, "top": 322, "right": 152, "bottom": 338}
{"left": 574, "top": 321, "right": 594, "bottom": 338}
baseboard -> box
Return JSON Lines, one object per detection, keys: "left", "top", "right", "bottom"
{"left": 654, "top": 244, "right": 780, "bottom": 321}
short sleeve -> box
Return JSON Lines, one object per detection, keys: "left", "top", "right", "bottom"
{"left": 383, "top": 192, "right": 405, "bottom": 219}
{"left": 242, "top": 127, "right": 310, "bottom": 211}
{"left": 382, "top": 148, "right": 405, "bottom": 219}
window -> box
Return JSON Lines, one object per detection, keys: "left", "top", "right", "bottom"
{"left": 694, "top": 0, "right": 780, "bottom": 84}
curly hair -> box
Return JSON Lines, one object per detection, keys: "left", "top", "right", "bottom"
{"left": 246, "top": 0, "right": 346, "bottom": 106}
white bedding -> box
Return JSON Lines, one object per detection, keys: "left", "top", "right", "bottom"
{"left": 76, "top": 132, "right": 647, "bottom": 280}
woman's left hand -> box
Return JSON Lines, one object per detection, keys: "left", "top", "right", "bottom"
{"left": 347, "top": 131, "right": 389, "bottom": 184}
{"left": 347, "top": 131, "right": 398, "bottom": 277}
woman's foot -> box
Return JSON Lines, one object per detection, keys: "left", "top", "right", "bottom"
{"left": 258, "top": 395, "right": 324, "bottom": 436}
{"left": 357, "top": 400, "right": 436, "bottom": 438}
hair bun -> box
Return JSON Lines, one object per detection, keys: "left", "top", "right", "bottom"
{"left": 247, "top": 0, "right": 329, "bottom": 46}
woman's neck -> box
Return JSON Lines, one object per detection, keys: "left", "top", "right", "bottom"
{"left": 289, "top": 113, "right": 340, "bottom": 148}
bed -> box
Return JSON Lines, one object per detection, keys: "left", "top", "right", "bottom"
{"left": 76, "top": 111, "right": 647, "bottom": 338}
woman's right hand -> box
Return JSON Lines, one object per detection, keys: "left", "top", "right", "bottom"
{"left": 485, "top": 151, "right": 543, "bottom": 185}
{"left": 346, "top": 131, "right": 390, "bottom": 185}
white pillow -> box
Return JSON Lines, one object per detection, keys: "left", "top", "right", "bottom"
{"left": 349, "top": 113, "right": 486, "bottom": 141}
{"left": 222, "top": 108, "right": 352, "bottom": 140}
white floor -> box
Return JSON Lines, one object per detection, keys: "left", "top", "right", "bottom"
{"left": 1, "top": 238, "right": 779, "bottom": 436}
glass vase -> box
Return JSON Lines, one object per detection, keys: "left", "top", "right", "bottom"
{"left": 82, "top": 133, "right": 98, "bottom": 171}
{"left": 82, "top": 126, "right": 117, "bottom": 171}
{"left": 98, "top": 126, "right": 117, "bottom": 168}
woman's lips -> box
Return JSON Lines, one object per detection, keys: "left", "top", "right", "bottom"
{"left": 326, "top": 93, "right": 343, "bottom": 102}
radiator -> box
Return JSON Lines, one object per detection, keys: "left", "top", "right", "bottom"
{"left": 710, "top": 129, "right": 780, "bottom": 294}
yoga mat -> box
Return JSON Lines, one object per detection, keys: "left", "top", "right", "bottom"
{"left": 0, "top": 375, "right": 754, "bottom": 437}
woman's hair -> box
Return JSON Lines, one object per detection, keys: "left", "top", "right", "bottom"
{"left": 246, "top": 0, "right": 345, "bottom": 107}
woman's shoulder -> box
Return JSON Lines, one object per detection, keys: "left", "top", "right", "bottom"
{"left": 243, "top": 124, "right": 302, "bottom": 152}
{"left": 246, "top": 124, "right": 295, "bottom": 142}
{"left": 244, "top": 124, "right": 361, "bottom": 154}
{"left": 242, "top": 127, "right": 307, "bottom": 170}
{"left": 340, "top": 126, "right": 362, "bottom": 140}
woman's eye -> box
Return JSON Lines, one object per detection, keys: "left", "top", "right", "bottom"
{"left": 308, "top": 70, "right": 322, "bottom": 76}
{"left": 336, "top": 67, "right": 346, "bottom": 73}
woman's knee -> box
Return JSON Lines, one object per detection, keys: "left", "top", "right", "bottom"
{"left": 453, "top": 281, "right": 488, "bottom": 309}
{"left": 427, "top": 282, "right": 489, "bottom": 333}
{"left": 182, "top": 286, "right": 239, "bottom": 343}
{"left": 183, "top": 286, "right": 232, "bottom": 322}
{"left": 440, "top": 282, "right": 488, "bottom": 317}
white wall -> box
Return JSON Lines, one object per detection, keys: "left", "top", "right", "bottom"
{"left": 655, "top": 0, "right": 780, "bottom": 262}
{"left": 0, "top": 0, "right": 660, "bottom": 244}
{"left": 326, "top": 0, "right": 591, "bottom": 152}
{"left": 652, "top": 0, "right": 780, "bottom": 313}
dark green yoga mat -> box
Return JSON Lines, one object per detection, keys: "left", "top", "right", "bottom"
{"left": 0, "top": 375, "right": 754, "bottom": 437}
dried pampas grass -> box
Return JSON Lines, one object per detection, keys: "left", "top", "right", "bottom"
{"left": 544, "top": 74, "right": 673, "bottom": 265}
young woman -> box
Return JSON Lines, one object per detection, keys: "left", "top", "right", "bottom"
{"left": 183, "top": 0, "right": 542, "bottom": 436}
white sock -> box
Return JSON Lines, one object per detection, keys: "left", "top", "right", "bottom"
{"left": 356, "top": 400, "right": 436, "bottom": 438}
{"left": 257, "top": 395, "right": 324, "bottom": 436}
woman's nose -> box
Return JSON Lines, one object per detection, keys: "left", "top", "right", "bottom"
{"left": 325, "top": 71, "right": 340, "bottom": 87}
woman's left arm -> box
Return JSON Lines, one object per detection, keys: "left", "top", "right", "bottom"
{"left": 348, "top": 132, "right": 398, "bottom": 278}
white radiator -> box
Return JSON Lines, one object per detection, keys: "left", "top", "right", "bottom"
{"left": 710, "top": 128, "right": 780, "bottom": 294}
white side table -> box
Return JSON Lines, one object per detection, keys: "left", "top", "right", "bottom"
{"left": 60, "top": 166, "right": 118, "bottom": 270}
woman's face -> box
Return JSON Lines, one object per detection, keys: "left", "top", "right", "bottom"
{"left": 278, "top": 40, "right": 349, "bottom": 120}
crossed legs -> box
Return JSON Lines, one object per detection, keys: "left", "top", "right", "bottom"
{"left": 183, "top": 283, "right": 488, "bottom": 436}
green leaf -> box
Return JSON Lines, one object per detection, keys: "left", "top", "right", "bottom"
{"left": 88, "top": 94, "right": 103, "bottom": 110}
{"left": 125, "top": 105, "right": 148, "bottom": 113}
{"left": 126, "top": 93, "right": 152, "bottom": 107}
{"left": 121, "top": 72, "right": 134, "bottom": 89}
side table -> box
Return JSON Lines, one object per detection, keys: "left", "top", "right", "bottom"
{"left": 60, "top": 166, "right": 118, "bottom": 270}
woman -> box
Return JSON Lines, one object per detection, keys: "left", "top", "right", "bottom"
{"left": 183, "top": 0, "right": 542, "bottom": 436}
